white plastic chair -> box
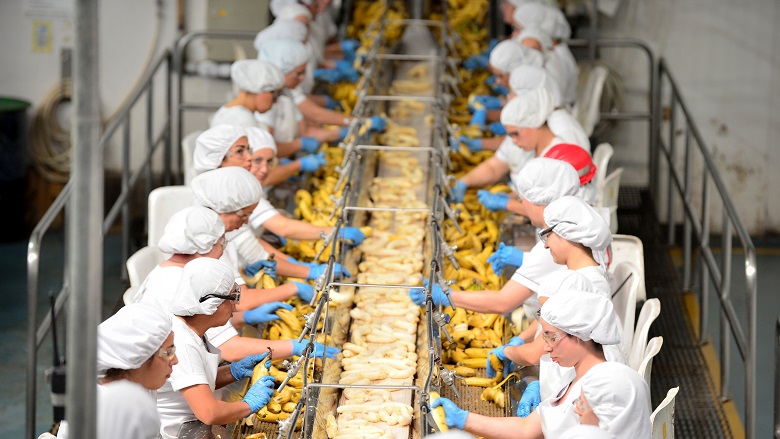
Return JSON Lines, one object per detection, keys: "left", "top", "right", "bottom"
{"left": 597, "top": 167, "right": 623, "bottom": 234}
{"left": 651, "top": 387, "right": 679, "bottom": 439}
{"left": 147, "top": 186, "right": 194, "bottom": 248}
{"left": 629, "top": 298, "right": 662, "bottom": 370}
{"left": 182, "top": 130, "right": 202, "bottom": 186}
{"left": 573, "top": 63, "right": 609, "bottom": 137}
{"left": 123, "top": 245, "right": 165, "bottom": 305}
{"left": 610, "top": 261, "right": 640, "bottom": 355}
{"left": 638, "top": 336, "right": 663, "bottom": 407}
{"left": 592, "top": 142, "right": 614, "bottom": 188}
{"left": 609, "top": 234, "right": 646, "bottom": 302}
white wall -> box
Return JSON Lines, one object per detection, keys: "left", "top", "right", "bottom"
{"left": 595, "top": 0, "right": 780, "bottom": 235}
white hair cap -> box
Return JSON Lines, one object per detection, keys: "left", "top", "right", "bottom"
{"left": 191, "top": 167, "right": 263, "bottom": 214}
{"left": 257, "top": 39, "right": 310, "bottom": 74}
{"left": 488, "top": 40, "right": 543, "bottom": 74}
{"left": 509, "top": 64, "right": 562, "bottom": 107}
{"left": 193, "top": 125, "right": 246, "bottom": 175}
{"left": 506, "top": 0, "right": 544, "bottom": 8}
{"left": 513, "top": 158, "right": 579, "bottom": 205}
{"left": 581, "top": 362, "right": 652, "bottom": 436}
{"left": 247, "top": 126, "right": 277, "bottom": 154}
{"left": 230, "top": 60, "right": 284, "bottom": 94}
{"left": 254, "top": 20, "right": 308, "bottom": 52}
{"left": 544, "top": 196, "right": 612, "bottom": 251}
{"left": 541, "top": 290, "right": 622, "bottom": 345}
{"left": 97, "top": 303, "right": 172, "bottom": 375}
{"left": 168, "top": 258, "right": 236, "bottom": 316}
{"left": 513, "top": 3, "right": 558, "bottom": 36}
{"left": 157, "top": 206, "right": 225, "bottom": 255}
{"left": 560, "top": 425, "right": 616, "bottom": 439}
{"left": 270, "top": 0, "right": 313, "bottom": 17}
{"left": 275, "top": 3, "right": 312, "bottom": 21}
{"left": 516, "top": 26, "right": 553, "bottom": 54}
{"left": 499, "top": 87, "right": 555, "bottom": 129}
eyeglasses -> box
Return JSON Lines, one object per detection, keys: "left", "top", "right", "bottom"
{"left": 541, "top": 331, "right": 567, "bottom": 346}
{"left": 199, "top": 285, "right": 241, "bottom": 305}
{"left": 235, "top": 209, "right": 249, "bottom": 221}
{"left": 538, "top": 224, "right": 558, "bottom": 245}
{"left": 225, "top": 146, "right": 250, "bottom": 158}
{"left": 252, "top": 156, "right": 279, "bottom": 167}
{"left": 157, "top": 345, "right": 176, "bottom": 362}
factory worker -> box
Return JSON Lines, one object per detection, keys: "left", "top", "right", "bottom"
{"left": 270, "top": 0, "right": 314, "bottom": 18}
{"left": 211, "top": 60, "right": 284, "bottom": 129}
{"left": 560, "top": 425, "right": 617, "bottom": 439}
{"left": 253, "top": 19, "right": 309, "bottom": 52}
{"left": 245, "top": 127, "right": 368, "bottom": 245}
{"left": 53, "top": 303, "right": 176, "bottom": 439}
{"left": 431, "top": 290, "right": 622, "bottom": 439}
{"left": 246, "top": 125, "right": 301, "bottom": 186}
{"left": 574, "top": 362, "right": 651, "bottom": 438}
{"left": 545, "top": 144, "right": 598, "bottom": 204}
{"left": 273, "top": 4, "right": 322, "bottom": 94}
{"left": 156, "top": 258, "right": 277, "bottom": 439}
{"left": 500, "top": 0, "right": 545, "bottom": 25}
{"left": 191, "top": 167, "right": 351, "bottom": 297}
{"left": 515, "top": 26, "right": 570, "bottom": 107}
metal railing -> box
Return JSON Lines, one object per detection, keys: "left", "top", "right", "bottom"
{"left": 25, "top": 48, "right": 174, "bottom": 439}
{"left": 655, "top": 58, "right": 757, "bottom": 438}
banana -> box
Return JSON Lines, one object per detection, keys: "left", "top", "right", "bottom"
{"left": 429, "top": 391, "right": 448, "bottom": 432}
{"left": 462, "top": 377, "right": 497, "bottom": 388}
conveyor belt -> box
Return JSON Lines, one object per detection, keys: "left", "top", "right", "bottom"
{"left": 617, "top": 187, "right": 734, "bottom": 438}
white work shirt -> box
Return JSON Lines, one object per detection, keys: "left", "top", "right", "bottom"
{"left": 547, "top": 109, "right": 591, "bottom": 152}
{"left": 211, "top": 106, "right": 268, "bottom": 130}
{"left": 510, "top": 240, "right": 567, "bottom": 319}
{"left": 255, "top": 94, "right": 302, "bottom": 143}
{"left": 537, "top": 356, "right": 586, "bottom": 436}
{"left": 537, "top": 265, "right": 610, "bottom": 299}
{"left": 226, "top": 225, "right": 270, "bottom": 271}
{"left": 543, "top": 52, "right": 570, "bottom": 111}
{"left": 495, "top": 137, "right": 536, "bottom": 177}
{"left": 249, "top": 197, "right": 280, "bottom": 233}
{"left": 157, "top": 317, "right": 222, "bottom": 439}
{"left": 553, "top": 43, "right": 579, "bottom": 107}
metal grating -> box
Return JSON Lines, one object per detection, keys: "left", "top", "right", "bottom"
{"left": 618, "top": 188, "right": 734, "bottom": 438}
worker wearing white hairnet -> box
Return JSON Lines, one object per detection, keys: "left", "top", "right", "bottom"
{"left": 514, "top": 25, "right": 573, "bottom": 108}
{"left": 575, "top": 362, "right": 651, "bottom": 438}
{"left": 500, "top": 0, "right": 545, "bottom": 25}
{"left": 54, "top": 303, "right": 176, "bottom": 439}
{"left": 155, "top": 258, "right": 277, "bottom": 439}
{"left": 270, "top": 0, "right": 314, "bottom": 17}
{"left": 488, "top": 40, "right": 544, "bottom": 89}
{"left": 211, "top": 60, "right": 284, "bottom": 129}
{"left": 254, "top": 19, "right": 308, "bottom": 51}
{"left": 430, "top": 290, "right": 621, "bottom": 439}
{"left": 544, "top": 144, "right": 598, "bottom": 204}
{"left": 192, "top": 125, "right": 248, "bottom": 176}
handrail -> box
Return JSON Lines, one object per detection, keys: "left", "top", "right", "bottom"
{"left": 25, "top": 48, "right": 173, "bottom": 439}
{"left": 656, "top": 58, "right": 757, "bottom": 438}
{"left": 775, "top": 316, "right": 780, "bottom": 438}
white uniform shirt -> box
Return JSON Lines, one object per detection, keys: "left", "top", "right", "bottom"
{"left": 211, "top": 106, "right": 267, "bottom": 130}
{"left": 553, "top": 43, "right": 579, "bottom": 107}
{"left": 225, "top": 225, "right": 270, "bottom": 272}
{"left": 537, "top": 265, "right": 610, "bottom": 299}
{"left": 495, "top": 137, "right": 536, "bottom": 178}
{"left": 255, "top": 94, "right": 302, "bottom": 143}
{"left": 547, "top": 109, "right": 590, "bottom": 152}
{"left": 157, "top": 317, "right": 222, "bottom": 439}
{"left": 537, "top": 359, "right": 586, "bottom": 436}
{"left": 510, "top": 240, "right": 567, "bottom": 319}
{"left": 249, "top": 197, "right": 280, "bottom": 233}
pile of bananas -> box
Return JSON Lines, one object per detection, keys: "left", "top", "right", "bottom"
{"left": 347, "top": 1, "right": 407, "bottom": 46}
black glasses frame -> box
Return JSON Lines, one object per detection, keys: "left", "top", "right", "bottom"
{"left": 199, "top": 285, "right": 241, "bottom": 304}
{"left": 538, "top": 223, "right": 558, "bottom": 244}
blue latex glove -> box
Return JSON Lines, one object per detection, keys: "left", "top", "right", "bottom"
{"left": 486, "top": 76, "right": 496, "bottom": 86}
{"left": 337, "top": 126, "right": 350, "bottom": 141}
{"left": 307, "top": 263, "right": 352, "bottom": 280}
{"left": 449, "top": 179, "right": 467, "bottom": 203}
{"left": 517, "top": 380, "right": 541, "bottom": 417}
{"left": 300, "top": 137, "right": 320, "bottom": 154}
{"left": 244, "top": 302, "right": 293, "bottom": 325}
{"left": 485, "top": 38, "right": 499, "bottom": 54}
{"left": 275, "top": 234, "right": 287, "bottom": 247}
{"left": 477, "top": 190, "right": 509, "bottom": 212}
{"left": 463, "top": 54, "right": 488, "bottom": 71}
{"left": 245, "top": 259, "right": 277, "bottom": 278}
{"left": 469, "top": 108, "right": 487, "bottom": 129}
{"left": 339, "top": 226, "right": 366, "bottom": 246}
{"left": 324, "top": 95, "right": 342, "bottom": 110}
{"left": 474, "top": 95, "right": 503, "bottom": 110}
{"left": 314, "top": 68, "right": 342, "bottom": 84}
{"left": 341, "top": 39, "right": 360, "bottom": 53}
{"left": 485, "top": 345, "right": 509, "bottom": 378}
{"left": 492, "top": 83, "right": 509, "bottom": 96}
{"left": 367, "top": 115, "right": 387, "bottom": 132}
{"left": 458, "top": 136, "right": 482, "bottom": 152}
{"left": 430, "top": 397, "right": 468, "bottom": 429}
{"left": 487, "top": 242, "right": 525, "bottom": 273}
{"left": 488, "top": 121, "right": 506, "bottom": 135}
{"left": 292, "top": 281, "right": 315, "bottom": 302}
{"left": 298, "top": 152, "right": 326, "bottom": 173}
{"left": 409, "top": 280, "right": 449, "bottom": 307}
{"left": 243, "top": 375, "right": 276, "bottom": 413}
{"left": 334, "top": 61, "right": 359, "bottom": 83}
{"left": 291, "top": 340, "right": 341, "bottom": 359}
{"left": 230, "top": 353, "right": 270, "bottom": 381}
{"left": 507, "top": 335, "right": 526, "bottom": 347}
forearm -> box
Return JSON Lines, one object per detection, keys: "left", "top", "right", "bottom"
{"left": 487, "top": 108, "right": 502, "bottom": 122}
{"left": 481, "top": 136, "right": 505, "bottom": 151}
{"left": 216, "top": 336, "right": 295, "bottom": 362}
{"left": 461, "top": 158, "right": 508, "bottom": 188}
{"left": 277, "top": 259, "right": 311, "bottom": 278}
{"left": 182, "top": 385, "right": 252, "bottom": 426}
{"left": 215, "top": 364, "right": 238, "bottom": 389}
{"left": 264, "top": 215, "right": 329, "bottom": 240}
{"left": 505, "top": 336, "right": 546, "bottom": 367}
{"left": 263, "top": 161, "right": 302, "bottom": 186}
{"left": 463, "top": 412, "right": 540, "bottom": 439}
{"left": 518, "top": 319, "right": 538, "bottom": 342}
{"left": 309, "top": 95, "right": 328, "bottom": 107}
{"left": 452, "top": 281, "right": 532, "bottom": 314}
{"left": 299, "top": 99, "right": 353, "bottom": 126}
{"left": 507, "top": 198, "right": 527, "bottom": 216}
{"left": 275, "top": 139, "right": 302, "bottom": 158}
{"left": 237, "top": 285, "right": 296, "bottom": 310}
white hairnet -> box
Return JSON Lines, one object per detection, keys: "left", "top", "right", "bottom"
{"left": 157, "top": 206, "right": 225, "bottom": 255}
{"left": 257, "top": 39, "right": 311, "bottom": 74}
{"left": 513, "top": 158, "right": 579, "bottom": 205}
{"left": 513, "top": 3, "right": 554, "bottom": 34}
{"left": 230, "top": 60, "right": 284, "bottom": 94}
{"left": 516, "top": 26, "right": 553, "bottom": 54}
{"left": 275, "top": 3, "right": 312, "bottom": 21}
{"left": 191, "top": 167, "right": 263, "bottom": 214}
{"left": 247, "top": 126, "right": 277, "bottom": 154}
{"left": 541, "top": 290, "right": 622, "bottom": 345}
{"left": 506, "top": 0, "right": 544, "bottom": 8}
{"left": 168, "top": 258, "right": 236, "bottom": 316}
{"left": 552, "top": 11, "right": 571, "bottom": 41}
{"left": 509, "top": 64, "right": 562, "bottom": 107}
{"left": 254, "top": 20, "right": 308, "bottom": 52}
{"left": 500, "top": 87, "right": 555, "bottom": 129}
{"left": 97, "top": 303, "right": 172, "bottom": 375}
{"left": 270, "top": 0, "right": 313, "bottom": 17}
{"left": 544, "top": 196, "right": 612, "bottom": 251}
{"left": 581, "top": 362, "right": 652, "bottom": 437}
{"left": 488, "top": 40, "right": 543, "bottom": 74}
{"left": 193, "top": 125, "right": 246, "bottom": 175}
{"left": 560, "top": 425, "right": 616, "bottom": 439}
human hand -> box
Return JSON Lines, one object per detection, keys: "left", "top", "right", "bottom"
{"left": 474, "top": 95, "right": 503, "bottom": 110}
{"left": 463, "top": 54, "right": 488, "bottom": 71}
{"left": 458, "top": 136, "right": 482, "bottom": 152}
{"left": 292, "top": 281, "right": 314, "bottom": 302}
{"left": 307, "top": 263, "right": 352, "bottom": 280}
{"left": 324, "top": 95, "right": 342, "bottom": 111}
{"left": 488, "top": 121, "right": 506, "bottom": 135}
{"left": 335, "top": 62, "right": 359, "bottom": 83}
{"left": 477, "top": 190, "right": 510, "bottom": 212}
{"left": 243, "top": 302, "right": 293, "bottom": 325}
{"left": 430, "top": 397, "right": 468, "bottom": 429}
{"left": 291, "top": 340, "right": 341, "bottom": 359}
{"left": 230, "top": 353, "right": 270, "bottom": 381}
{"left": 517, "top": 380, "right": 541, "bottom": 417}
{"left": 491, "top": 83, "right": 509, "bottom": 96}
{"left": 340, "top": 39, "right": 360, "bottom": 53}
{"left": 339, "top": 226, "right": 366, "bottom": 246}
{"left": 410, "top": 280, "right": 449, "bottom": 307}
{"left": 243, "top": 375, "right": 276, "bottom": 413}
{"left": 366, "top": 115, "right": 387, "bottom": 132}
{"left": 300, "top": 137, "right": 320, "bottom": 154}
{"left": 337, "top": 126, "right": 350, "bottom": 141}
{"left": 298, "top": 152, "right": 326, "bottom": 173}
{"left": 486, "top": 242, "right": 524, "bottom": 273}
{"left": 245, "top": 259, "right": 277, "bottom": 278}
{"left": 449, "top": 179, "right": 467, "bottom": 203}
{"left": 469, "top": 108, "right": 487, "bottom": 129}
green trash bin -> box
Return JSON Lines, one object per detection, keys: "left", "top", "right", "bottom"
{"left": 0, "top": 97, "right": 32, "bottom": 242}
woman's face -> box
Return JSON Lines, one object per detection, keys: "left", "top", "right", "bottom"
{"left": 574, "top": 393, "right": 600, "bottom": 426}
{"left": 284, "top": 63, "right": 307, "bottom": 89}
{"left": 544, "top": 228, "right": 569, "bottom": 265}
{"left": 540, "top": 319, "right": 578, "bottom": 367}
{"left": 506, "top": 126, "right": 539, "bottom": 151}
{"left": 219, "top": 202, "right": 257, "bottom": 232}
{"left": 204, "top": 234, "right": 226, "bottom": 259}
{"left": 213, "top": 284, "right": 239, "bottom": 325}
{"left": 488, "top": 64, "right": 510, "bottom": 87}
{"left": 138, "top": 331, "right": 178, "bottom": 390}
{"left": 254, "top": 91, "right": 275, "bottom": 113}
{"left": 221, "top": 136, "right": 252, "bottom": 171}
{"left": 250, "top": 149, "right": 275, "bottom": 184}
